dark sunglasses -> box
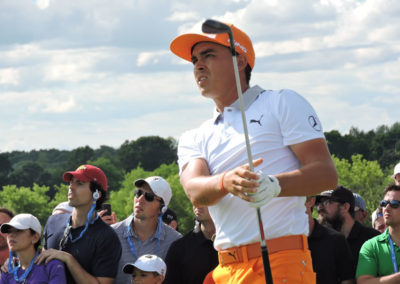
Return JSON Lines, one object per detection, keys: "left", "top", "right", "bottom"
{"left": 134, "top": 189, "right": 163, "bottom": 203}
{"left": 380, "top": 200, "right": 400, "bottom": 209}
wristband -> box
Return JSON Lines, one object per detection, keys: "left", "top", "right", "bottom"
{"left": 220, "top": 172, "right": 228, "bottom": 194}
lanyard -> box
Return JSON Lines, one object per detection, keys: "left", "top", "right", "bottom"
{"left": 389, "top": 235, "right": 399, "bottom": 273}
{"left": 8, "top": 251, "right": 39, "bottom": 283}
{"left": 125, "top": 215, "right": 162, "bottom": 260}
{"left": 66, "top": 203, "right": 98, "bottom": 243}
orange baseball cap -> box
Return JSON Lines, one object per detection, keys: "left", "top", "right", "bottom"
{"left": 170, "top": 22, "right": 255, "bottom": 69}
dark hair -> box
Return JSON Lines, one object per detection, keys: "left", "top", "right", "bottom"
{"left": 29, "top": 229, "right": 41, "bottom": 251}
{"left": 245, "top": 64, "right": 252, "bottom": 84}
{"left": 191, "top": 43, "right": 252, "bottom": 84}
{"left": 384, "top": 184, "right": 400, "bottom": 195}
{"left": 0, "top": 208, "right": 15, "bottom": 219}
{"left": 90, "top": 181, "right": 107, "bottom": 210}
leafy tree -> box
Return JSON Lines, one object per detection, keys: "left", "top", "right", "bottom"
{"left": 118, "top": 136, "right": 177, "bottom": 172}
{"left": 0, "top": 153, "right": 12, "bottom": 187}
{"left": 333, "top": 154, "right": 393, "bottom": 225}
{"left": 8, "top": 161, "right": 45, "bottom": 187}
{"left": 87, "top": 157, "right": 124, "bottom": 191}
{"left": 67, "top": 146, "right": 95, "bottom": 170}
{"left": 0, "top": 184, "right": 53, "bottom": 225}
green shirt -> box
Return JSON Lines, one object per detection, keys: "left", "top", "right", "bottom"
{"left": 356, "top": 229, "right": 400, "bottom": 277}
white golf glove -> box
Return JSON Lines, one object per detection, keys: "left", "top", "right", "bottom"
{"left": 248, "top": 171, "right": 281, "bottom": 208}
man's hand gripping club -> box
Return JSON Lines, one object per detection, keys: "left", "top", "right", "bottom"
{"left": 248, "top": 171, "right": 281, "bottom": 208}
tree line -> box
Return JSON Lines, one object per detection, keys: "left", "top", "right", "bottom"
{"left": 0, "top": 122, "right": 399, "bottom": 233}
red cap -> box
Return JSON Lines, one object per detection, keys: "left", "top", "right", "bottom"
{"left": 63, "top": 165, "right": 107, "bottom": 191}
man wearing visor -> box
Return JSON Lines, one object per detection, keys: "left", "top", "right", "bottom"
{"left": 170, "top": 21, "right": 338, "bottom": 283}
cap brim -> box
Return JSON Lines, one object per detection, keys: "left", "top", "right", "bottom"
{"left": 170, "top": 33, "right": 227, "bottom": 64}
{"left": 123, "top": 263, "right": 135, "bottom": 274}
{"left": 63, "top": 171, "right": 90, "bottom": 183}
{"left": 134, "top": 179, "right": 147, "bottom": 187}
{"left": 0, "top": 223, "right": 27, "bottom": 234}
{"left": 315, "top": 195, "right": 332, "bottom": 204}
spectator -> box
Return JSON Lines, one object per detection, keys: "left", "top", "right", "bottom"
{"left": 0, "top": 213, "right": 66, "bottom": 283}
{"left": 306, "top": 196, "right": 354, "bottom": 284}
{"left": 123, "top": 254, "right": 166, "bottom": 284}
{"left": 353, "top": 193, "right": 368, "bottom": 224}
{"left": 356, "top": 184, "right": 400, "bottom": 283}
{"left": 316, "top": 186, "right": 380, "bottom": 275}
{"left": 165, "top": 206, "right": 218, "bottom": 284}
{"left": 170, "top": 21, "right": 337, "bottom": 283}
{"left": 51, "top": 201, "right": 73, "bottom": 215}
{"left": 162, "top": 208, "right": 178, "bottom": 231}
{"left": 0, "top": 208, "right": 14, "bottom": 264}
{"left": 371, "top": 207, "right": 386, "bottom": 233}
{"left": 38, "top": 164, "right": 122, "bottom": 284}
{"left": 112, "top": 176, "right": 181, "bottom": 284}
{"left": 392, "top": 162, "right": 400, "bottom": 186}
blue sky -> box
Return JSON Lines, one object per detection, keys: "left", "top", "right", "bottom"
{"left": 0, "top": 0, "right": 399, "bottom": 151}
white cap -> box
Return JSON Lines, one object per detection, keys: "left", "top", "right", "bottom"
{"left": 52, "top": 201, "right": 73, "bottom": 215}
{"left": 371, "top": 208, "right": 383, "bottom": 227}
{"left": 134, "top": 176, "right": 172, "bottom": 209}
{"left": 0, "top": 213, "right": 41, "bottom": 235}
{"left": 392, "top": 162, "right": 400, "bottom": 179}
{"left": 123, "top": 254, "right": 167, "bottom": 277}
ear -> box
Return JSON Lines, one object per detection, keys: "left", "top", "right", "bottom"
{"left": 342, "top": 202, "right": 351, "bottom": 214}
{"left": 236, "top": 53, "right": 248, "bottom": 71}
{"left": 156, "top": 275, "right": 164, "bottom": 284}
{"left": 32, "top": 232, "right": 40, "bottom": 244}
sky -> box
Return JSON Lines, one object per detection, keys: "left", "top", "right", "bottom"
{"left": 0, "top": 0, "right": 399, "bottom": 152}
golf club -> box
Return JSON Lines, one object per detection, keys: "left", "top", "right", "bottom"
{"left": 202, "top": 19, "right": 273, "bottom": 284}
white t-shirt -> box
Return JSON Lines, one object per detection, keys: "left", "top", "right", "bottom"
{"left": 178, "top": 85, "right": 325, "bottom": 250}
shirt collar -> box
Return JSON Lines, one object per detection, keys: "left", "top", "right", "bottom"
{"left": 212, "top": 85, "right": 265, "bottom": 124}
{"left": 125, "top": 215, "right": 165, "bottom": 241}
{"left": 377, "top": 228, "right": 391, "bottom": 242}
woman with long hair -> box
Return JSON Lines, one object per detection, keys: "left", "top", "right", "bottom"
{"left": 0, "top": 213, "right": 66, "bottom": 283}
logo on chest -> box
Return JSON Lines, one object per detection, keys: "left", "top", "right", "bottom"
{"left": 249, "top": 114, "right": 263, "bottom": 126}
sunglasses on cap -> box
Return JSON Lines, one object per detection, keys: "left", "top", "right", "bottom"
{"left": 380, "top": 200, "right": 400, "bottom": 209}
{"left": 317, "top": 198, "right": 344, "bottom": 207}
{"left": 134, "top": 189, "right": 163, "bottom": 203}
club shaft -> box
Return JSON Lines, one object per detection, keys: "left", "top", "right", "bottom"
{"left": 232, "top": 54, "right": 273, "bottom": 284}
{"left": 232, "top": 55, "right": 254, "bottom": 172}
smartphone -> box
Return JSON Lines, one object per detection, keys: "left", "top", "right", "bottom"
{"left": 101, "top": 203, "right": 112, "bottom": 216}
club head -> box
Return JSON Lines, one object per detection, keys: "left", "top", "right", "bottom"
{"left": 202, "top": 19, "right": 231, "bottom": 34}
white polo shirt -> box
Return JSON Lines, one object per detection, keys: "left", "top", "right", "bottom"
{"left": 178, "top": 85, "right": 325, "bottom": 250}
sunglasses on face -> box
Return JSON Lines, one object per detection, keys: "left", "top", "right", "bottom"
{"left": 134, "top": 189, "right": 163, "bottom": 203}
{"left": 380, "top": 200, "right": 400, "bottom": 209}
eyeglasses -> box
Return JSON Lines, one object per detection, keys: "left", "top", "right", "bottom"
{"left": 380, "top": 200, "right": 400, "bottom": 209}
{"left": 134, "top": 189, "right": 163, "bottom": 203}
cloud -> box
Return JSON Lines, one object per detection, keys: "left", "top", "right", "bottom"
{"left": 0, "top": 0, "right": 399, "bottom": 151}
{"left": 137, "top": 51, "right": 170, "bottom": 67}
{"left": 0, "top": 68, "right": 19, "bottom": 85}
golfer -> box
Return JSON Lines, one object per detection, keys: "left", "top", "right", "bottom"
{"left": 0, "top": 213, "right": 66, "bottom": 283}
{"left": 170, "top": 22, "right": 337, "bottom": 283}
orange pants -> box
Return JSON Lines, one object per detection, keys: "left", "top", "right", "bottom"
{"left": 203, "top": 248, "right": 316, "bottom": 284}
